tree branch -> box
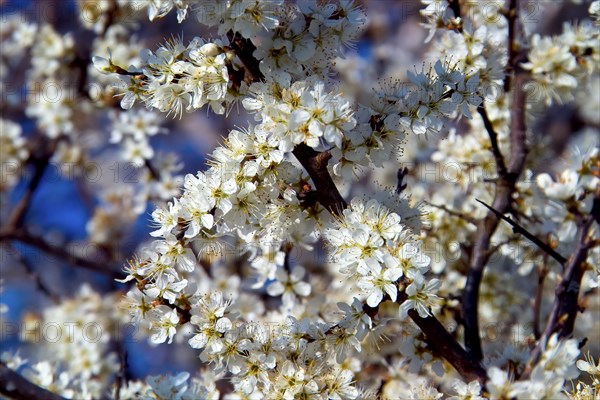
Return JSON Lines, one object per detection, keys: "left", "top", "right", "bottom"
{"left": 477, "top": 105, "right": 507, "bottom": 177}
{"left": 504, "top": 0, "right": 519, "bottom": 92}
{"left": 0, "top": 362, "right": 66, "bottom": 400}
{"left": 448, "top": 0, "right": 464, "bottom": 32}
{"left": 113, "top": 347, "right": 128, "bottom": 400}
{"left": 462, "top": 70, "right": 529, "bottom": 360}
{"left": 0, "top": 229, "right": 125, "bottom": 280}
{"left": 3, "top": 243, "right": 60, "bottom": 303}
{"left": 532, "top": 264, "right": 548, "bottom": 339}
{"left": 226, "top": 30, "right": 264, "bottom": 83}
{"left": 363, "top": 282, "right": 487, "bottom": 384}
{"left": 224, "top": 29, "right": 348, "bottom": 217}
{"left": 144, "top": 159, "right": 161, "bottom": 181}
{"left": 395, "top": 288, "right": 487, "bottom": 383}
{"left": 523, "top": 213, "right": 595, "bottom": 378}
{"left": 4, "top": 139, "right": 57, "bottom": 230}
{"left": 475, "top": 199, "right": 566, "bottom": 264}
{"left": 425, "top": 202, "right": 478, "bottom": 225}
{"left": 407, "top": 309, "right": 487, "bottom": 383}
{"left": 396, "top": 167, "right": 409, "bottom": 195}
{"left": 292, "top": 144, "right": 347, "bottom": 215}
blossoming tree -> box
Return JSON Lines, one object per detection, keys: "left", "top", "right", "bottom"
{"left": 0, "top": 0, "right": 599, "bottom": 399}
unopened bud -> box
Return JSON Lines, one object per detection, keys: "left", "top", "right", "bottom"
{"left": 200, "top": 43, "right": 220, "bottom": 57}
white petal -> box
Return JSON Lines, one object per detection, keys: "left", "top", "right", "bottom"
{"left": 366, "top": 290, "right": 383, "bottom": 307}
{"left": 293, "top": 282, "right": 311, "bottom": 297}
{"left": 267, "top": 282, "right": 285, "bottom": 296}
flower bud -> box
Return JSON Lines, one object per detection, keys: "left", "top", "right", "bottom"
{"left": 200, "top": 43, "right": 220, "bottom": 57}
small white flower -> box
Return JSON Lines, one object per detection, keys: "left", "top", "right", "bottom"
{"left": 447, "top": 379, "right": 484, "bottom": 400}
{"left": 267, "top": 266, "right": 312, "bottom": 307}
{"left": 537, "top": 170, "right": 580, "bottom": 200}
{"left": 357, "top": 262, "right": 402, "bottom": 307}
{"left": 150, "top": 306, "right": 180, "bottom": 344}
{"left": 399, "top": 277, "right": 441, "bottom": 319}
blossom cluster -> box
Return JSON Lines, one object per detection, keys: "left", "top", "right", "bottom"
{"left": 486, "top": 334, "right": 581, "bottom": 400}
{"left": 25, "top": 24, "right": 79, "bottom": 139}
{"left": 523, "top": 18, "right": 599, "bottom": 106}
{"left": 95, "top": 36, "right": 232, "bottom": 115}
{"left": 97, "top": 0, "right": 367, "bottom": 119}
{"left": 243, "top": 77, "right": 357, "bottom": 150}
{"left": 1, "top": 286, "right": 126, "bottom": 398}
{"left": 1, "top": 0, "right": 599, "bottom": 399}
{"left": 118, "top": 274, "right": 381, "bottom": 398}
{"left": 323, "top": 198, "right": 439, "bottom": 318}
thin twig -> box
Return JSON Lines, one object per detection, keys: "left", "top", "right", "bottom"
{"left": 462, "top": 70, "right": 529, "bottom": 360}
{"left": 4, "top": 243, "right": 60, "bottom": 303}
{"left": 476, "top": 199, "right": 566, "bottom": 264}
{"left": 0, "top": 229, "right": 126, "bottom": 280}
{"left": 4, "top": 139, "right": 57, "bottom": 230}
{"left": 532, "top": 264, "right": 548, "bottom": 339}
{"left": 396, "top": 167, "right": 409, "bottom": 195}
{"left": 292, "top": 144, "right": 347, "bottom": 215}
{"left": 114, "top": 347, "right": 128, "bottom": 400}
{"left": 504, "top": 0, "right": 519, "bottom": 92}
{"left": 425, "top": 202, "right": 478, "bottom": 225}
{"left": 523, "top": 215, "right": 595, "bottom": 378}
{"left": 282, "top": 242, "right": 293, "bottom": 273}
{"left": 477, "top": 105, "right": 507, "bottom": 177}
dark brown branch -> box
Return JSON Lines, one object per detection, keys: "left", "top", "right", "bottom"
{"left": 532, "top": 265, "right": 548, "bottom": 339}
{"left": 476, "top": 199, "right": 566, "bottom": 264}
{"left": 292, "top": 144, "right": 347, "bottom": 215}
{"left": 144, "top": 159, "right": 160, "bottom": 181}
{"left": 523, "top": 215, "right": 594, "bottom": 378}
{"left": 4, "top": 139, "right": 57, "bottom": 230}
{"left": 0, "top": 229, "right": 125, "bottom": 280}
{"left": 4, "top": 243, "right": 59, "bottom": 303}
{"left": 396, "top": 167, "right": 409, "bottom": 195}
{"left": 0, "top": 362, "right": 66, "bottom": 400}
{"left": 591, "top": 190, "right": 600, "bottom": 225}
{"left": 448, "top": 0, "right": 464, "bottom": 31}
{"left": 407, "top": 309, "right": 487, "bottom": 383}
{"left": 363, "top": 282, "right": 487, "bottom": 383}
{"left": 504, "top": 0, "right": 519, "bottom": 92}
{"left": 226, "top": 31, "right": 264, "bottom": 83}
{"left": 113, "top": 347, "right": 128, "bottom": 400}
{"left": 101, "top": 0, "right": 118, "bottom": 37}
{"left": 225, "top": 29, "right": 347, "bottom": 217}
{"left": 282, "top": 242, "right": 293, "bottom": 273}
{"left": 462, "top": 70, "right": 529, "bottom": 361}
{"left": 477, "top": 106, "right": 507, "bottom": 177}
{"left": 395, "top": 287, "right": 487, "bottom": 383}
